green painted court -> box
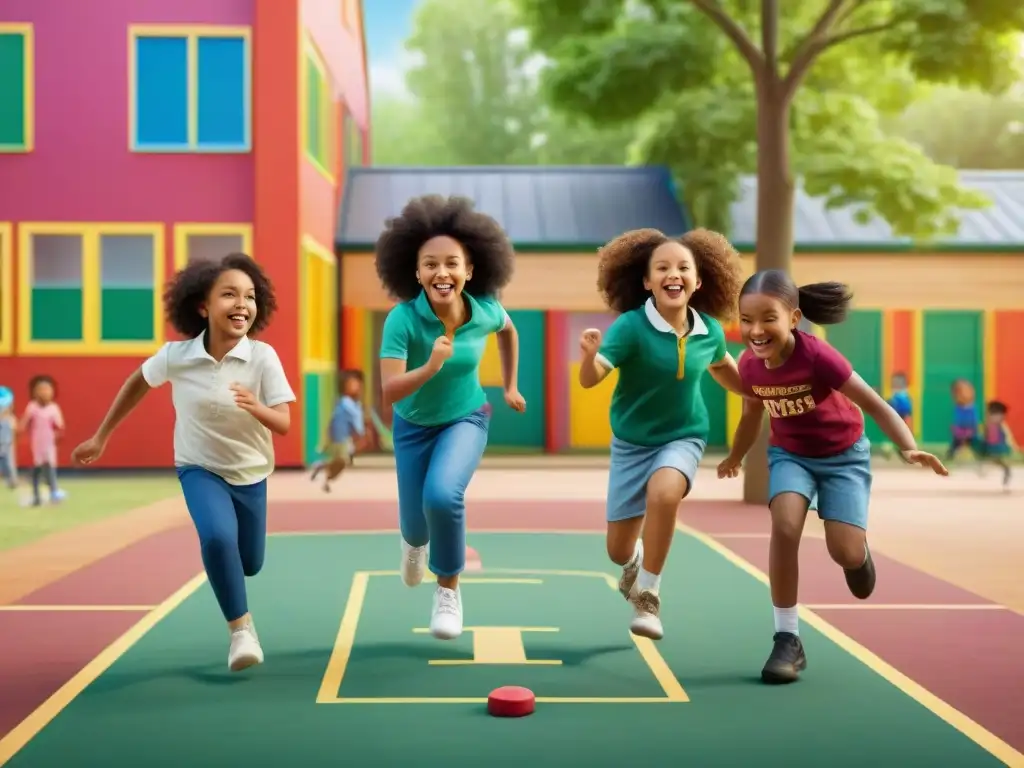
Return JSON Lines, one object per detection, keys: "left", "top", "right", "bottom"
{"left": 3, "top": 533, "right": 1009, "bottom": 767}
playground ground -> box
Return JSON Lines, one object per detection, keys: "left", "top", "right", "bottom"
{"left": 0, "top": 464, "right": 1021, "bottom": 766}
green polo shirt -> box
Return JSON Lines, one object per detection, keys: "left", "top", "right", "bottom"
{"left": 596, "top": 299, "right": 727, "bottom": 447}
{"left": 379, "top": 290, "right": 509, "bottom": 426}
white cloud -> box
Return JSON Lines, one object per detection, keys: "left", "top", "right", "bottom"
{"left": 369, "top": 48, "right": 424, "bottom": 102}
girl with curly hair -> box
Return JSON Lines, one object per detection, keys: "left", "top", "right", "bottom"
{"left": 579, "top": 227, "right": 744, "bottom": 641}
{"left": 718, "top": 269, "right": 946, "bottom": 684}
{"left": 376, "top": 194, "right": 525, "bottom": 640}
{"left": 70, "top": 253, "right": 295, "bottom": 673}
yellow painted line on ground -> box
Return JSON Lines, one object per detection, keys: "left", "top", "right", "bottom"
{"left": 0, "top": 571, "right": 208, "bottom": 767}
{"left": 0, "top": 605, "right": 156, "bottom": 612}
{"left": 805, "top": 604, "right": 1008, "bottom": 611}
{"left": 677, "top": 521, "right": 1024, "bottom": 768}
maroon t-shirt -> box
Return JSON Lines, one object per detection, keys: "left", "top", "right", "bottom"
{"left": 739, "top": 330, "right": 864, "bottom": 457}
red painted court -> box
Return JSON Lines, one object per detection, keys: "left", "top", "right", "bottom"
{"left": 0, "top": 471, "right": 1022, "bottom": 766}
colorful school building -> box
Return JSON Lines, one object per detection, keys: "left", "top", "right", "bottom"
{"left": 0, "top": 0, "right": 369, "bottom": 470}
{"left": 339, "top": 167, "right": 1024, "bottom": 455}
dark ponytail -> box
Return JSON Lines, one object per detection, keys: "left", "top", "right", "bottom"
{"left": 796, "top": 282, "right": 852, "bottom": 325}
{"left": 739, "top": 269, "right": 852, "bottom": 326}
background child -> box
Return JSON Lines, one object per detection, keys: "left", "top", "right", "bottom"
{"left": 0, "top": 386, "right": 17, "bottom": 490}
{"left": 880, "top": 372, "right": 913, "bottom": 460}
{"left": 310, "top": 369, "right": 367, "bottom": 493}
{"left": 979, "top": 400, "right": 1016, "bottom": 490}
{"left": 19, "top": 375, "right": 65, "bottom": 506}
{"left": 947, "top": 379, "right": 981, "bottom": 462}
{"left": 719, "top": 269, "right": 947, "bottom": 686}
{"left": 578, "top": 227, "right": 744, "bottom": 641}
{"left": 71, "top": 252, "right": 295, "bottom": 673}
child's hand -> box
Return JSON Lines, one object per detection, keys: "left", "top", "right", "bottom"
{"left": 504, "top": 387, "right": 526, "bottom": 413}
{"left": 901, "top": 449, "right": 949, "bottom": 476}
{"left": 579, "top": 328, "right": 602, "bottom": 358}
{"left": 717, "top": 454, "right": 743, "bottom": 478}
{"left": 230, "top": 383, "right": 259, "bottom": 413}
{"left": 71, "top": 436, "right": 106, "bottom": 466}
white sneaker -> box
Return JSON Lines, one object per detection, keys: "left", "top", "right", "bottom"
{"left": 401, "top": 539, "right": 427, "bottom": 587}
{"left": 618, "top": 539, "right": 643, "bottom": 601}
{"left": 630, "top": 590, "right": 664, "bottom": 640}
{"left": 228, "top": 622, "right": 264, "bottom": 671}
{"left": 430, "top": 586, "right": 463, "bottom": 640}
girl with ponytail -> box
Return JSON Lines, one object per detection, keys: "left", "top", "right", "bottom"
{"left": 718, "top": 269, "right": 948, "bottom": 685}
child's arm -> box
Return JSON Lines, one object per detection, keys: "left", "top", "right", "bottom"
{"left": 707, "top": 353, "right": 745, "bottom": 395}
{"left": 719, "top": 397, "right": 764, "bottom": 475}
{"left": 495, "top": 312, "right": 520, "bottom": 396}
{"left": 379, "top": 308, "right": 446, "bottom": 406}
{"left": 580, "top": 318, "right": 633, "bottom": 389}
{"left": 839, "top": 373, "right": 948, "bottom": 474}
{"left": 93, "top": 369, "right": 152, "bottom": 444}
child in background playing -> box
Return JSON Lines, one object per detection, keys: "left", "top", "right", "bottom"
{"left": 0, "top": 387, "right": 17, "bottom": 490}
{"left": 947, "top": 379, "right": 981, "bottom": 462}
{"left": 979, "top": 400, "right": 1016, "bottom": 490}
{"left": 310, "top": 370, "right": 367, "bottom": 493}
{"left": 719, "top": 269, "right": 947, "bottom": 685}
{"left": 579, "top": 228, "right": 745, "bottom": 641}
{"left": 881, "top": 372, "right": 913, "bottom": 460}
{"left": 72, "top": 253, "right": 295, "bottom": 673}
{"left": 20, "top": 375, "right": 66, "bottom": 506}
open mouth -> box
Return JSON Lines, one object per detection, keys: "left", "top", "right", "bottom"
{"left": 749, "top": 337, "right": 773, "bottom": 352}
{"left": 432, "top": 283, "right": 454, "bottom": 298}
{"left": 663, "top": 284, "right": 684, "bottom": 298}
{"left": 228, "top": 313, "right": 249, "bottom": 330}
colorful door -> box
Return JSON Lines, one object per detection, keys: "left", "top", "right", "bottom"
{"left": 921, "top": 310, "right": 984, "bottom": 445}
{"left": 824, "top": 310, "right": 885, "bottom": 445}
{"left": 482, "top": 310, "right": 546, "bottom": 449}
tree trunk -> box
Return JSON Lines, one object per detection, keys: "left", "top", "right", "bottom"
{"left": 743, "top": 78, "right": 796, "bottom": 505}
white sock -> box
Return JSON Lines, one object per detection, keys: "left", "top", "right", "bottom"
{"left": 637, "top": 568, "right": 661, "bottom": 593}
{"left": 628, "top": 540, "right": 641, "bottom": 566}
{"left": 773, "top": 605, "right": 799, "bottom": 636}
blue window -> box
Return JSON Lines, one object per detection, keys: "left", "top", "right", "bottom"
{"left": 130, "top": 27, "right": 251, "bottom": 152}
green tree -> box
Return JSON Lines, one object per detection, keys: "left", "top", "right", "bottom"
{"left": 370, "top": 0, "right": 633, "bottom": 167}
{"left": 519, "top": 0, "right": 1023, "bottom": 501}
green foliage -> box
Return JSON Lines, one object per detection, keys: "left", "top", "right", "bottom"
{"left": 516, "top": 0, "right": 1024, "bottom": 239}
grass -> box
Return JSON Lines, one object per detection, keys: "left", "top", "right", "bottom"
{"left": 0, "top": 474, "right": 180, "bottom": 553}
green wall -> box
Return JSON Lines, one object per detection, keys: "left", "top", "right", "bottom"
{"left": 921, "top": 310, "right": 984, "bottom": 444}
{"left": 825, "top": 310, "right": 885, "bottom": 444}
{"left": 302, "top": 370, "right": 337, "bottom": 464}
{"left": 484, "top": 309, "right": 545, "bottom": 449}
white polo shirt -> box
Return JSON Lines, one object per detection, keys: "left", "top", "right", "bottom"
{"left": 141, "top": 333, "right": 296, "bottom": 486}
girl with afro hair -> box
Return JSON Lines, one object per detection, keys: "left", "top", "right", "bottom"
{"left": 71, "top": 253, "right": 296, "bottom": 673}
{"left": 376, "top": 194, "right": 525, "bottom": 641}
{"left": 578, "top": 227, "right": 745, "bottom": 641}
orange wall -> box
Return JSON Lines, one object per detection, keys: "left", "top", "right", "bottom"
{"left": 994, "top": 311, "right": 1024, "bottom": 445}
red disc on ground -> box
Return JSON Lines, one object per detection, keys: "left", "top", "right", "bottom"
{"left": 487, "top": 686, "right": 535, "bottom": 717}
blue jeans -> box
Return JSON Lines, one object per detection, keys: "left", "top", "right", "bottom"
{"left": 177, "top": 466, "right": 268, "bottom": 622}
{"left": 392, "top": 406, "right": 489, "bottom": 577}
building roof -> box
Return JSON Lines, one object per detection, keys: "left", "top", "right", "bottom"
{"left": 728, "top": 170, "right": 1024, "bottom": 251}
{"left": 336, "top": 166, "right": 691, "bottom": 249}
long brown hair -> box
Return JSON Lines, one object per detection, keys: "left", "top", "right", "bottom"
{"left": 739, "top": 269, "right": 852, "bottom": 325}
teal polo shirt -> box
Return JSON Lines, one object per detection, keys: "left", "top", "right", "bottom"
{"left": 596, "top": 299, "right": 727, "bottom": 447}
{"left": 379, "top": 290, "right": 509, "bottom": 426}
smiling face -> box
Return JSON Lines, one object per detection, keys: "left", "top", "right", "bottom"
{"left": 739, "top": 291, "right": 800, "bottom": 363}
{"left": 416, "top": 235, "right": 472, "bottom": 307}
{"left": 642, "top": 242, "right": 700, "bottom": 310}
{"left": 201, "top": 268, "right": 257, "bottom": 340}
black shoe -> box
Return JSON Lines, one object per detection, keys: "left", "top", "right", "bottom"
{"left": 844, "top": 546, "right": 877, "bottom": 600}
{"left": 761, "top": 632, "right": 806, "bottom": 684}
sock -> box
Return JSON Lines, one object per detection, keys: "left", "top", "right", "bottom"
{"left": 773, "top": 605, "right": 799, "bottom": 636}
{"left": 637, "top": 568, "right": 661, "bottom": 593}
{"left": 627, "top": 540, "right": 641, "bottom": 566}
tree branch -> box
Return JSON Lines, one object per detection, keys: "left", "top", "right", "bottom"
{"left": 780, "top": 0, "right": 851, "bottom": 97}
{"left": 761, "top": 0, "right": 779, "bottom": 77}
{"left": 688, "top": 0, "right": 764, "bottom": 74}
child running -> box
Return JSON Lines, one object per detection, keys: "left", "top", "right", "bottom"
{"left": 0, "top": 387, "right": 16, "bottom": 490}
{"left": 70, "top": 253, "right": 295, "bottom": 672}
{"left": 375, "top": 194, "right": 524, "bottom": 641}
{"left": 310, "top": 369, "right": 366, "bottom": 493}
{"left": 979, "top": 400, "right": 1016, "bottom": 490}
{"left": 20, "top": 375, "right": 66, "bottom": 505}
{"left": 718, "top": 269, "right": 947, "bottom": 684}
{"left": 578, "top": 228, "right": 744, "bottom": 641}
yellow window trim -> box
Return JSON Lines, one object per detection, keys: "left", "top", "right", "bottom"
{"left": 300, "top": 34, "right": 336, "bottom": 184}
{"left": 0, "top": 23, "right": 34, "bottom": 153}
{"left": 127, "top": 24, "right": 252, "bottom": 153}
{"left": 0, "top": 222, "right": 12, "bottom": 354}
{"left": 300, "top": 234, "right": 337, "bottom": 368}
{"left": 17, "top": 222, "right": 165, "bottom": 357}
{"left": 172, "top": 222, "right": 254, "bottom": 270}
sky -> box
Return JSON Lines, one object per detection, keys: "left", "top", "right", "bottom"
{"left": 362, "top": 0, "right": 419, "bottom": 101}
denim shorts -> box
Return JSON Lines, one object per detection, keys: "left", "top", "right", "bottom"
{"left": 768, "top": 435, "right": 872, "bottom": 529}
{"left": 606, "top": 436, "right": 706, "bottom": 522}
